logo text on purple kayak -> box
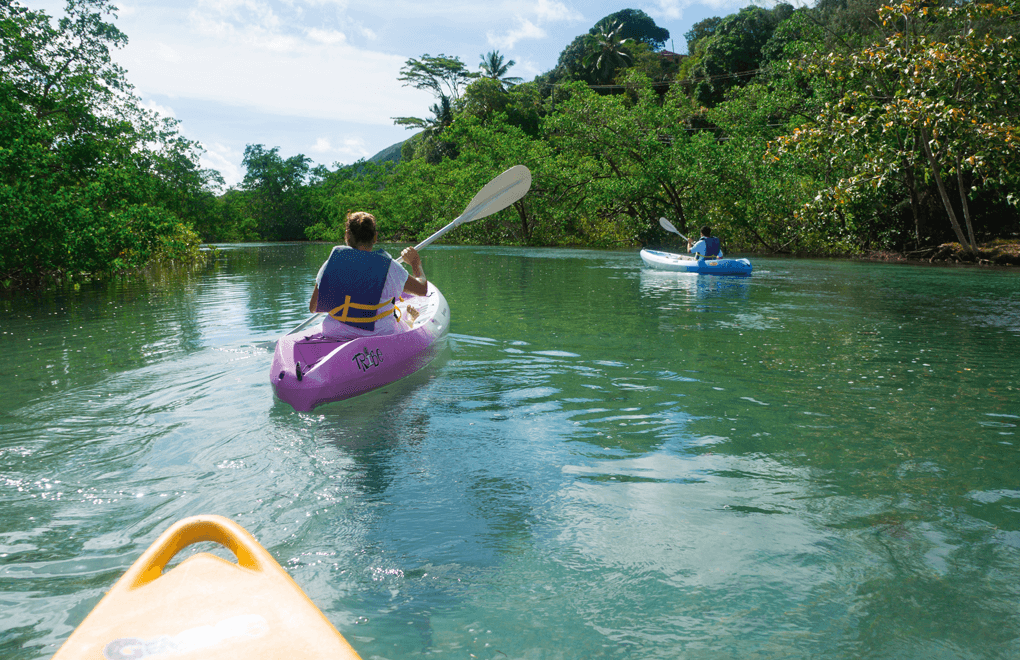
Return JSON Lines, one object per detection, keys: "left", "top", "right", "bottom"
{"left": 353, "top": 347, "right": 384, "bottom": 372}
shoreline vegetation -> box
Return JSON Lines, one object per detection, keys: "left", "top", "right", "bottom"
{"left": 864, "top": 240, "right": 1020, "bottom": 267}
{"left": 2, "top": 1, "right": 1018, "bottom": 290}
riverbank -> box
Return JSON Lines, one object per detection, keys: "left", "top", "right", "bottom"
{"left": 862, "top": 240, "right": 1020, "bottom": 267}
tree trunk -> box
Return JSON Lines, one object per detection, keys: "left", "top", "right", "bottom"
{"left": 919, "top": 127, "right": 975, "bottom": 253}
{"left": 903, "top": 161, "right": 923, "bottom": 247}
{"left": 956, "top": 155, "right": 977, "bottom": 249}
{"left": 514, "top": 200, "right": 530, "bottom": 241}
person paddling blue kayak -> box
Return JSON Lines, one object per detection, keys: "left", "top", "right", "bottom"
{"left": 687, "top": 225, "right": 722, "bottom": 258}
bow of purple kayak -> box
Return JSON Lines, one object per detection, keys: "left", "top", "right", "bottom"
{"left": 271, "top": 282, "right": 450, "bottom": 411}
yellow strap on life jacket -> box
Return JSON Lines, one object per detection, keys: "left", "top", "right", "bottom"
{"left": 328, "top": 296, "right": 400, "bottom": 324}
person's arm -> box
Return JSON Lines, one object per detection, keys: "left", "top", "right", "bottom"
{"left": 309, "top": 284, "right": 319, "bottom": 313}
{"left": 400, "top": 247, "right": 428, "bottom": 296}
{"left": 309, "top": 251, "right": 333, "bottom": 312}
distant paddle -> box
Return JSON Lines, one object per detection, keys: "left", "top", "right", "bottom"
{"left": 397, "top": 165, "right": 532, "bottom": 263}
{"left": 658, "top": 217, "right": 689, "bottom": 242}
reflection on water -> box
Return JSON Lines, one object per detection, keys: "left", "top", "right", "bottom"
{"left": 639, "top": 266, "right": 752, "bottom": 299}
{"left": 2, "top": 246, "right": 1019, "bottom": 659}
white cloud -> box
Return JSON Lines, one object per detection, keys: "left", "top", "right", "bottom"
{"left": 647, "top": 0, "right": 685, "bottom": 21}
{"left": 307, "top": 27, "right": 347, "bottom": 45}
{"left": 139, "top": 98, "right": 177, "bottom": 119}
{"left": 335, "top": 136, "right": 371, "bottom": 161}
{"left": 200, "top": 142, "right": 243, "bottom": 188}
{"left": 533, "top": 0, "right": 583, "bottom": 23}
{"left": 512, "top": 57, "right": 543, "bottom": 80}
{"left": 309, "top": 136, "right": 372, "bottom": 162}
{"left": 487, "top": 18, "right": 546, "bottom": 51}
{"left": 153, "top": 42, "right": 181, "bottom": 62}
{"left": 121, "top": 22, "right": 433, "bottom": 125}
{"left": 188, "top": 0, "right": 300, "bottom": 51}
{"left": 485, "top": 0, "right": 583, "bottom": 50}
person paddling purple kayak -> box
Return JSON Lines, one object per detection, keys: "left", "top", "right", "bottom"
{"left": 308, "top": 211, "right": 428, "bottom": 340}
{"left": 271, "top": 165, "right": 532, "bottom": 410}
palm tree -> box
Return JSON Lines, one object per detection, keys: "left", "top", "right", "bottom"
{"left": 393, "top": 94, "right": 454, "bottom": 136}
{"left": 583, "top": 22, "right": 632, "bottom": 84}
{"left": 426, "top": 94, "right": 455, "bottom": 133}
{"left": 392, "top": 94, "right": 457, "bottom": 162}
{"left": 478, "top": 50, "right": 523, "bottom": 90}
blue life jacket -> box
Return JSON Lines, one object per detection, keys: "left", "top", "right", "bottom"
{"left": 702, "top": 237, "right": 721, "bottom": 257}
{"left": 315, "top": 247, "right": 394, "bottom": 331}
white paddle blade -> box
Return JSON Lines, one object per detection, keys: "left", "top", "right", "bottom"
{"left": 460, "top": 165, "right": 532, "bottom": 223}
{"left": 658, "top": 216, "right": 688, "bottom": 241}
{"left": 401, "top": 165, "right": 533, "bottom": 259}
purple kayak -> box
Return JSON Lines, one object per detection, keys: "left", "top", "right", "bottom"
{"left": 271, "top": 283, "right": 450, "bottom": 411}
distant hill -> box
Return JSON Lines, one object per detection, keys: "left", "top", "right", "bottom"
{"left": 368, "top": 140, "right": 405, "bottom": 164}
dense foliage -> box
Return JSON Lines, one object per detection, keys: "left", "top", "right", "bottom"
{"left": 5, "top": 0, "right": 1018, "bottom": 287}
{"left": 0, "top": 0, "right": 223, "bottom": 288}
{"left": 298, "top": 0, "right": 1018, "bottom": 257}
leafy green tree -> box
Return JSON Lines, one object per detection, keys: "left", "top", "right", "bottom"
{"left": 593, "top": 9, "right": 670, "bottom": 50}
{"left": 583, "top": 22, "right": 633, "bottom": 84}
{"left": 771, "top": 0, "right": 1020, "bottom": 252}
{"left": 478, "top": 50, "right": 522, "bottom": 90}
{"left": 394, "top": 94, "right": 457, "bottom": 162}
{"left": 394, "top": 53, "right": 476, "bottom": 162}
{"left": 685, "top": 4, "right": 795, "bottom": 106}
{"left": 238, "top": 144, "right": 319, "bottom": 240}
{"left": 550, "top": 34, "right": 590, "bottom": 83}
{"left": 707, "top": 80, "right": 839, "bottom": 253}
{"left": 545, "top": 77, "right": 724, "bottom": 245}
{"left": 394, "top": 94, "right": 455, "bottom": 133}
{"left": 551, "top": 10, "right": 669, "bottom": 87}
{"left": 439, "top": 114, "right": 570, "bottom": 244}
{"left": 304, "top": 160, "right": 400, "bottom": 242}
{"left": 396, "top": 54, "right": 475, "bottom": 102}
{"left": 461, "top": 77, "right": 510, "bottom": 120}
{"left": 1, "top": 0, "right": 207, "bottom": 288}
{"left": 684, "top": 16, "right": 723, "bottom": 50}
{"left": 462, "top": 77, "right": 546, "bottom": 138}
{"left": 503, "top": 81, "right": 546, "bottom": 137}
{"left": 202, "top": 190, "right": 260, "bottom": 243}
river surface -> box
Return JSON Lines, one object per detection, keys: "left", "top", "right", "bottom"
{"left": 2, "top": 244, "right": 1019, "bottom": 659}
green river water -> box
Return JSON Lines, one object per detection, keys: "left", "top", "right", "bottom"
{"left": 2, "top": 244, "right": 1019, "bottom": 659}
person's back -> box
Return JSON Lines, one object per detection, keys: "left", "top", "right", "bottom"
{"left": 315, "top": 245, "right": 404, "bottom": 338}
{"left": 688, "top": 226, "right": 720, "bottom": 258}
{"left": 308, "top": 211, "right": 427, "bottom": 340}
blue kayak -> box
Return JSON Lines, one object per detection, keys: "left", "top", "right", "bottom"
{"left": 640, "top": 249, "right": 752, "bottom": 275}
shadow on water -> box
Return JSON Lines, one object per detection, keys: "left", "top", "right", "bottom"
{"left": 265, "top": 340, "right": 539, "bottom": 656}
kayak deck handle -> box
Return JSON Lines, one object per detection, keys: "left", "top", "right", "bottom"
{"left": 114, "top": 515, "right": 274, "bottom": 593}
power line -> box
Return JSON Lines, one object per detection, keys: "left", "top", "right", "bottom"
{"left": 537, "top": 67, "right": 770, "bottom": 93}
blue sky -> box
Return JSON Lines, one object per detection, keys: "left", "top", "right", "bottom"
{"left": 25, "top": 0, "right": 760, "bottom": 187}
